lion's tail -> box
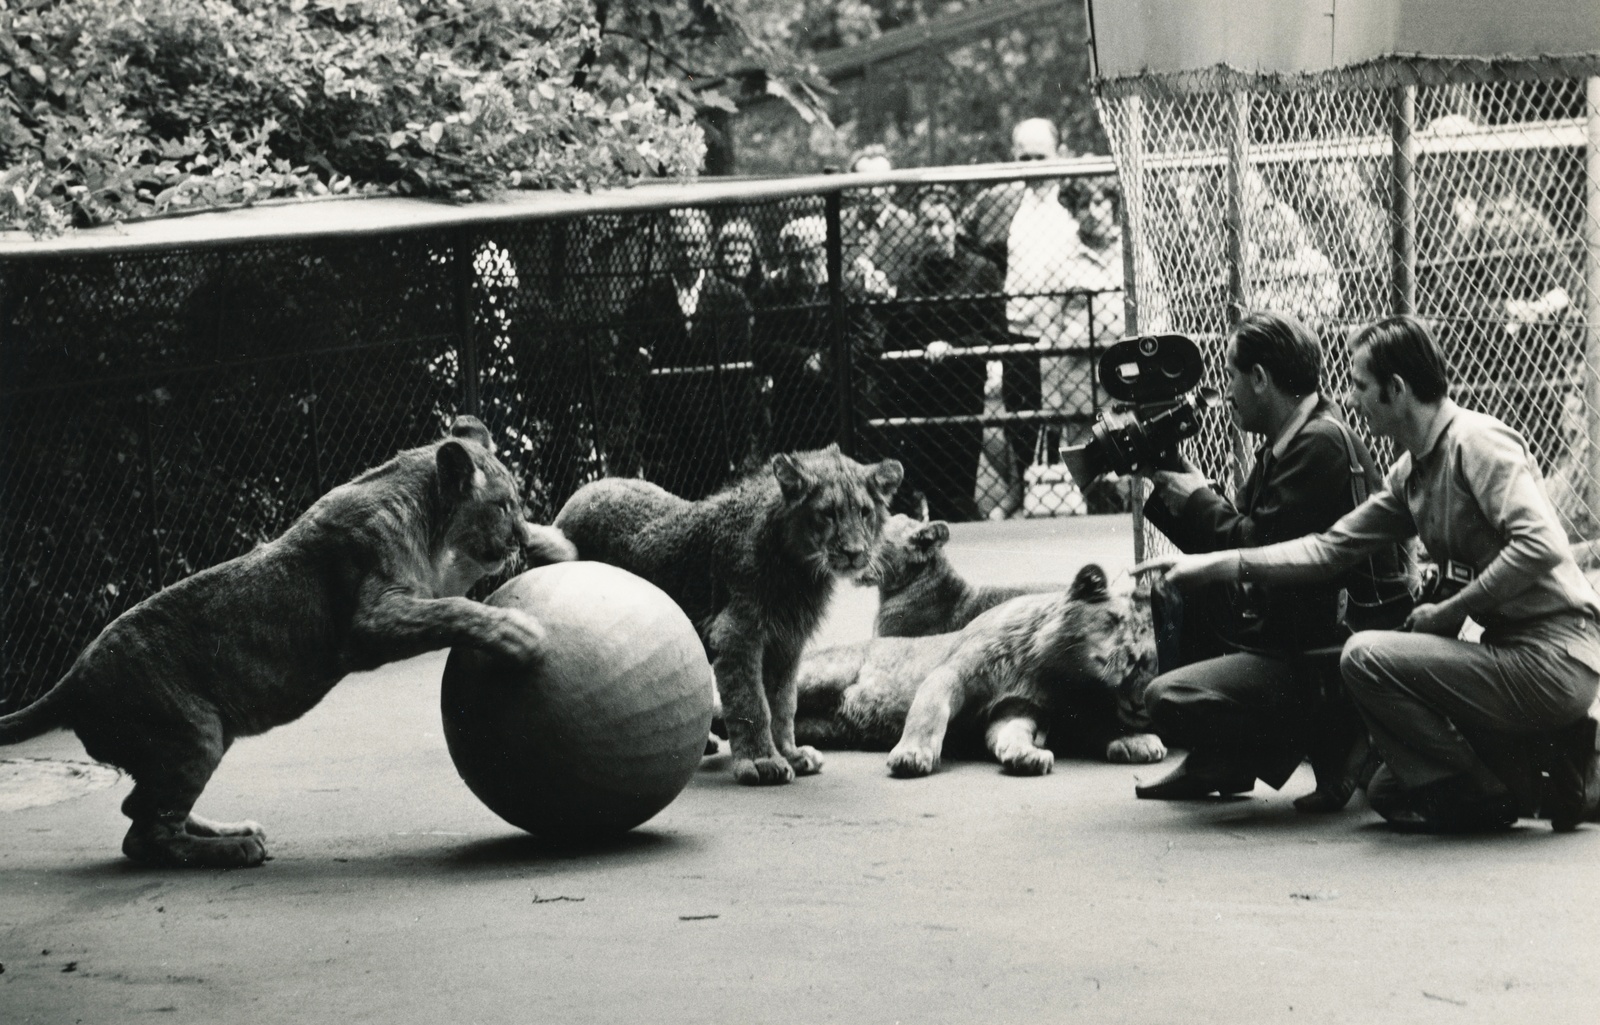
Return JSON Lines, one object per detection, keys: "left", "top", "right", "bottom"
{"left": 0, "top": 669, "right": 75, "bottom": 745}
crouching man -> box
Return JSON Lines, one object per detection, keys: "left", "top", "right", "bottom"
{"left": 1139, "top": 315, "right": 1600, "bottom": 833}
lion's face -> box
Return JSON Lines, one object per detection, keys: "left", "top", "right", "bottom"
{"left": 1035, "top": 566, "right": 1159, "bottom": 721}
{"left": 434, "top": 424, "right": 536, "bottom": 593}
{"left": 772, "top": 445, "right": 904, "bottom": 580}
{"left": 859, "top": 514, "right": 950, "bottom": 590}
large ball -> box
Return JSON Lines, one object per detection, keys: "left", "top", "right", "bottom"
{"left": 441, "top": 561, "right": 714, "bottom": 840}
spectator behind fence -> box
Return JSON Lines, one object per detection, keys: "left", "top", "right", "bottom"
{"left": 841, "top": 145, "right": 922, "bottom": 299}
{"left": 1248, "top": 200, "right": 1342, "bottom": 325}
{"left": 883, "top": 195, "right": 1005, "bottom": 522}
{"left": 1139, "top": 315, "right": 1600, "bottom": 834}
{"left": 614, "top": 207, "right": 763, "bottom": 500}
{"left": 714, "top": 217, "right": 766, "bottom": 296}
{"left": 752, "top": 215, "right": 886, "bottom": 455}
{"left": 959, "top": 118, "right": 1085, "bottom": 514}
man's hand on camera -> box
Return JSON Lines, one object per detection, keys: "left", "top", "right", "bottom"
{"left": 1150, "top": 468, "right": 1211, "bottom": 516}
{"left": 1403, "top": 601, "right": 1469, "bottom": 637}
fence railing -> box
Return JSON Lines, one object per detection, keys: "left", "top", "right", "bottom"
{"left": 0, "top": 159, "right": 1127, "bottom": 712}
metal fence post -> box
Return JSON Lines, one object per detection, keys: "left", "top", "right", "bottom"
{"left": 1583, "top": 75, "right": 1600, "bottom": 524}
{"left": 455, "top": 228, "right": 482, "bottom": 418}
{"left": 138, "top": 401, "right": 164, "bottom": 589}
{"left": 825, "top": 191, "right": 858, "bottom": 456}
{"left": 1390, "top": 84, "right": 1418, "bottom": 316}
{"left": 1120, "top": 94, "right": 1148, "bottom": 564}
{"left": 1223, "top": 88, "right": 1252, "bottom": 491}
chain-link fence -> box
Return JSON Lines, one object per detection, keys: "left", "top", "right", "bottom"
{"left": 1095, "top": 61, "right": 1600, "bottom": 565}
{"left": 0, "top": 161, "right": 1126, "bottom": 712}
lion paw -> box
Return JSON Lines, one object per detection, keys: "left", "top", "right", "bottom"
{"left": 887, "top": 742, "right": 939, "bottom": 778}
{"left": 1105, "top": 733, "right": 1167, "bottom": 764}
{"left": 732, "top": 756, "right": 796, "bottom": 786}
{"left": 124, "top": 825, "right": 270, "bottom": 869}
{"left": 486, "top": 607, "right": 546, "bottom": 663}
{"left": 784, "top": 746, "right": 824, "bottom": 776}
{"left": 999, "top": 745, "right": 1054, "bottom": 776}
{"left": 184, "top": 814, "right": 265, "bottom": 840}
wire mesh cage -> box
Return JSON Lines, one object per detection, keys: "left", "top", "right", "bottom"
{"left": 0, "top": 163, "right": 1126, "bottom": 713}
{"left": 1094, "top": 60, "right": 1600, "bottom": 563}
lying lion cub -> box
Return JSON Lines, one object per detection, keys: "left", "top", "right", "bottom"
{"left": 0, "top": 416, "right": 575, "bottom": 868}
{"left": 865, "top": 515, "right": 1066, "bottom": 637}
{"left": 555, "top": 445, "right": 903, "bottom": 786}
{"left": 795, "top": 565, "right": 1167, "bottom": 777}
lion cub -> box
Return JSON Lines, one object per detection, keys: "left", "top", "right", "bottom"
{"left": 554, "top": 445, "right": 903, "bottom": 786}
{"left": 795, "top": 565, "right": 1167, "bottom": 777}
{"left": 0, "top": 416, "right": 575, "bottom": 868}
{"left": 865, "top": 515, "right": 1066, "bottom": 637}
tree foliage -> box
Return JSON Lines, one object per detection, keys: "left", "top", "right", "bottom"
{"left": 734, "top": 0, "right": 1102, "bottom": 173}
{"left": 0, "top": 0, "right": 815, "bottom": 234}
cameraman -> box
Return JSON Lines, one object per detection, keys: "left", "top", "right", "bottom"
{"left": 1139, "top": 316, "right": 1600, "bottom": 832}
{"left": 1134, "top": 310, "right": 1396, "bottom": 811}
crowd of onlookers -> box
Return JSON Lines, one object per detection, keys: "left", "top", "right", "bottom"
{"left": 610, "top": 118, "right": 1129, "bottom": 522}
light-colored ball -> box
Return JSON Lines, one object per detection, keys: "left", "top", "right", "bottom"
{"left": 441, "top": 561, "right": 714, "bottom": 840}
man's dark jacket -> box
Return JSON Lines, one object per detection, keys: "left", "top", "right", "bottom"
{"left": 615, "top": 273, "right": 761, "bottom": 501}
{"left": 1143, "top": 398, "right": 1386, "bottom": 655}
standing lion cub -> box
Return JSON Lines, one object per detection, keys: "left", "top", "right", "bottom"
{"left": 555, "top": 445, "right": 903, "bottom": 786}
{"left": 0, "top": 416, "right": 575, "bottom": 868}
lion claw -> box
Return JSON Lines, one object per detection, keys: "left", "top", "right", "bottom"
{"left": 732, "top": 756, "right": 795, "bottom": 786}
{"left": 887, "top": 743, "right": 938, "bottom": 778}
{"left": 1000, "top": 747, "right": 1054, "bottom": 776}
{"left": 1106, "top": 733, "right": 1167, "bottom": 764}
{"left": 785, "top": 746, "right": 824, "bottom": 776}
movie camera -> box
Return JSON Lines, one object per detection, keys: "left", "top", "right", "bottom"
{"left": 1061, "top": 333, "right": 1221, "bottom": 490}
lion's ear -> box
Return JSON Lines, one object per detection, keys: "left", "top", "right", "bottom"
{"left": 913, "top": 521, "right": 950, "bottom": 550}
{"left": 771, "top": 453, "right": 810, "bottom": 500}
{"left": 1069, "top": 563, "right": 1109, "bottom": 601}
{"left": 436, "top": 439, "right": 478, "bottom": 498}
{"left": 449, "top": 415, "right": 494, "bottom": 454}
{"left": 869, "top": 459, "right": 904, "bottom": 502}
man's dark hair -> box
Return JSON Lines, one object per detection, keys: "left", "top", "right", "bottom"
{"left": 1351, "top": 315, "right": 1451, "bottom": 403}
{"left": 1229, "top": 310, "right": 1322, "bottom": 395}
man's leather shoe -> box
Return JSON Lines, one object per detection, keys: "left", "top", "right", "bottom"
{"left": 1295, "top": 735, "right": 1381, "bottom": 814}
{"left": 1135, "top": 755, "right": 1254, "bottom": 800}
{"left": 1541, "top": 716, "right": 1598, "bottom": 833}
{"left": 1381, "top": 775, "right": 1518, "bottom": 834}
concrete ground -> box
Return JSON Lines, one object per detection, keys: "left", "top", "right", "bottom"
{"left": 3, "top": 516, "right": 1597, "bottom": 1025}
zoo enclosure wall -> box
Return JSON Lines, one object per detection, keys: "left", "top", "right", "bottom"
{"left": 0, "top": 159, "right": 1128, "bottom": 714}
